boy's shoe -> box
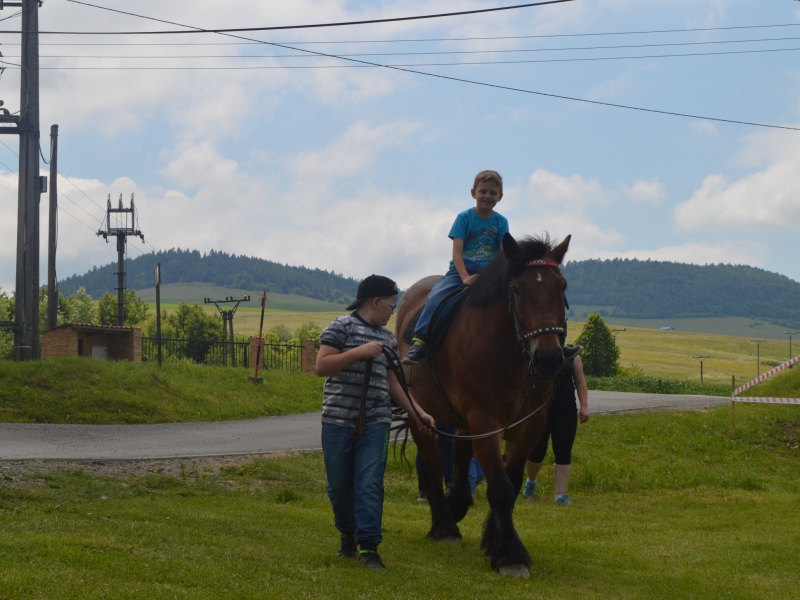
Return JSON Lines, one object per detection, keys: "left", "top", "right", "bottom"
{"left": 402, "top": 342, "right": 426, "bottom": 365}
{"left": 554, "top": 493, "right": 571, "bottom": 505}
{"left": 522, "top": 478, "right": 537, "bottom": 500}
{"left": 564, "top": 345, "right": 583, "bottom": 360}
{"left": 358, "top": 550, "right": 386, "bottom": 569}
{"left": 337, "top": 534, "right": 357, "bottom": 558}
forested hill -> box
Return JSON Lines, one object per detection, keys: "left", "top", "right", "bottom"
{"left": 59, "top": 249, "right": 359, "bottom": 305}
{"left": 563, "top": 259, "right": 800, "bottom": 326}
{"left": 60, "top": 252, "right": 800, "bottom": 326}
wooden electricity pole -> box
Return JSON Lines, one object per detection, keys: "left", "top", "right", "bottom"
{"left": 46, "top": 124, "right": 58, "bottom": 330}
{"left": 13, "top": 0, "right": 43, "bottom": 360}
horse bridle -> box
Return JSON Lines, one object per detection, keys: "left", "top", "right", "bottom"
{"left": 508, "top": 258, "right": 567, "bottom": 353}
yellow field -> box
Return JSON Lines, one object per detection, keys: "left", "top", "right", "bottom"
{"left": 224, "top": 308, "right": 795, "bottom": 386}
{"left": 567, "top": 321, "right": 793, "bottom": 386}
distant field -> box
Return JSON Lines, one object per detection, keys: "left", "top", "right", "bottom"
{"left": 570, "top": 306, "right": 793, "bottom": 340}
{"left": 568, "top": 321, "right": 795, "bottom": 387}
{"left": 137, "top": 283, "right": 346, "bottom": 312}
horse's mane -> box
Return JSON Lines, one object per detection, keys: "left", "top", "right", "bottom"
{"left": 466, "top": 235, "right": 554, "bottom": 307}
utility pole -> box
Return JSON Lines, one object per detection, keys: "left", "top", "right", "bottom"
{"left": 784, "top": 331, "right": 798, "bottom": 362}
{"left": 204, "top": 296, "right": 250, "bottom": 367}
{"left": 97, "top": 194, "right": 145, "bottom": 326}
{"left": 155, "top": 263, "right": 162, "bottom": 367}
{"left": 46, "top": 124, "right": 58, "bottom": 330}
{"left": 750, "top": 339, "right": 766, "bottom": 376}
{"left": 611, "top": 327, "right": 626, "bottom": 343}
{"left": 692, "top": 355, "right": 710, "bottom": 384}
{"left": 12, "top": 0, "right": 44, "bottom": 360}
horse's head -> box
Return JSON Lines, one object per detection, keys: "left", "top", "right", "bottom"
{"left": 502, "top": 233, "right": 571, "bottom": 379}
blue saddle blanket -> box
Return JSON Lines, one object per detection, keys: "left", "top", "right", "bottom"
{"left": 402, "top": 285, "right": 471, "bottom": 351}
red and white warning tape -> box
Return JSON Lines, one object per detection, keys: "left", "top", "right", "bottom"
{"left": 732, "top": 354, "right": 799, "bottom": 401}
{"left": 733, "top": 396, "right": 800, "bottom": 405}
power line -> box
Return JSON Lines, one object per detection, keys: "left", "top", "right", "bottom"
{"left": 5, "top": 17, "right": 800, "bottom": 42}
{"left": 4, "top": 0, "right": 574, "bottom": 35}
{"left": 61, "top": 2, "right": 800, "bottom": 132}
{"left": 18, "top": 46, "right": 800, "bottom": 69}
{"left": 15, "top": 34, "right": 800, "bottom": 58}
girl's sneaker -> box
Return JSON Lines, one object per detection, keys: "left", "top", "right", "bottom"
{"left": 554, "top": 493, "right": 571, "bottom": 505}
{"left": 522, "top": 478, "right": 537, "bottom": 500}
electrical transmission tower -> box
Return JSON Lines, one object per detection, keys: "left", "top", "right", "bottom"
{"left": 204, "top": 296, "right": 250, "bottom": 367}
{"left": 97, "top": 194, "right": 145, "bottom": 327}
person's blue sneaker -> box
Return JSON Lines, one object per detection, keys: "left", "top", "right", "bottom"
{"left": 554, "top": 493, "right": 571, "bottom": 505}
{"left": 522, "top": 478, "right": 537, "bottom": 500}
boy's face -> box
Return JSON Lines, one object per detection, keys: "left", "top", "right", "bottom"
{"left": 471, "top": 180, "right": 503, "bottom": 216}
{"left": 373, "top": 294, "right": 398, "bottom": 327}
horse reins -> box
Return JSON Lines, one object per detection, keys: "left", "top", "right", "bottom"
{"left": 385, "top": 257, "right": 568, "bottom": 441}
{"left": 381, "top": 345, "right": 553, "bottom": 441}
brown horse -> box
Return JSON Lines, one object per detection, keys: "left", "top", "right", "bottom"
{"left": 397, "top": 233, "right": 571, "bottom": 577}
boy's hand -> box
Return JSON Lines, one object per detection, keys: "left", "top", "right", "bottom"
{"left": 356, "top": 341, "right": 383, "bottom": 360}
{"left": 462, "top": 274, "right": 479, "bottom": 285}
{"left": 417, "top": 412, "right": 438, "bottom": 438}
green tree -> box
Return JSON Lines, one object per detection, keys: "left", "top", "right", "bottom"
{"left": 293, "top": 321, "right": 322, "bottom": 348}
{"left": 98, "top": 290, "right": 150, "bottom": 326}
{"left": 64, "top": 287, "right": 97, "bottom": 324}
{"left": 574, "top": 313, "right": 620, "bottom": 376}
{"left": 0, "top": 287, "right": 13, "bottom": 359}
{"left": 142, "top": 302, "right": 221, "bottom": 363}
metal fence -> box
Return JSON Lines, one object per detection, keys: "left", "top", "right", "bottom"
{"left": 142, "top": 337, "right": 303, "bottom": 371}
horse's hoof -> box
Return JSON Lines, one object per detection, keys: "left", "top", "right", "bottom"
{"left": 498, "top": 564, "right": 530, "bottom": 578}
{"left": 436, "top": 536, "right": 461, "bottom": 546}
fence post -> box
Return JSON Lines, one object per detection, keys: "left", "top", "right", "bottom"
{"left": 249, "top": 337, "right": 259, "bottom": 370}
{"left": 301, "top": 339, "right": 316, "bottom": 374}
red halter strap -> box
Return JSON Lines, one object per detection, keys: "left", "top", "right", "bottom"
{"left": 523, "top": 259, "right": 561, "bottom": 270}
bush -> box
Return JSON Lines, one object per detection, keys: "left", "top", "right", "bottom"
{"left": 575, "top": 313, "right": 620, "bottom": 376}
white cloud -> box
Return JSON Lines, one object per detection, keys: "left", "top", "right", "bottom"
{"left": 291, "top": 119, "right": 420, "bottom": 178}
{"left": 692, "top": 120, "right": 719, "bottom": 136}
{"left": 622, "top": 178, "right": 666, "bottom": 205}
{"left": 504, "top": 169, "right": 623, "bottom": 261}
{"left": 675, "top": 128, "right": 800, "bottom": 231}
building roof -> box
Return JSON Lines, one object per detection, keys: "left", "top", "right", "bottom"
{"left": 45, "top": 323, "right": 141, "bottom": 333}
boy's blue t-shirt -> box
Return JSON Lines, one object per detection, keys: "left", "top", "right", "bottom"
{"left": 448, "top": 208, "right": 509, "bottom": 269}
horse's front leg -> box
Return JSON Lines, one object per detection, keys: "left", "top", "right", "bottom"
{"left": 409, "top": 418, "right": 462, "bottom": 544}
{"left": 473, "top": 430, "right": 532, "bottom": 577}
{"left": 446, "top": 436, "right": 475, "bottom": 523}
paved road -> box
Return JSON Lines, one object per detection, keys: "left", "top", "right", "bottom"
{"left": 0, "top": 392, "right": 729, "bottom": 461}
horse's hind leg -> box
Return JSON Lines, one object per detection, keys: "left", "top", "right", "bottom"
{"left": 410, "top": 421, "right": 461, "bottom": 544}
{"left": 446, "top": 436, "right": 474, "bottom": 523}
{"left": 474, "top": 435, "right": 532, "bottom": 577}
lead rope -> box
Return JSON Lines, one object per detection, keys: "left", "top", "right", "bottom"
{"left": 381, "top": 346, "right": 551, "bottom": 441}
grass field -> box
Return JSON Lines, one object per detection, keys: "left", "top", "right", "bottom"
{"left": 2, "top": 404, "right": 799, "bottom": 598}
{"left": 0, "top": 359, "right": 322, "bottom": 425}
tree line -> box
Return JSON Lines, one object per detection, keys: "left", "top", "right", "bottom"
{"left": 58, "top": 249, "right": 359, "bottom": 305}
{"left": 563, "top": 258, "right": 800, "bottom": 327}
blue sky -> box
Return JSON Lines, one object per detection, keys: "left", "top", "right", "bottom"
{"left": 1, "top": 0, "right": 800, "bottom": 293}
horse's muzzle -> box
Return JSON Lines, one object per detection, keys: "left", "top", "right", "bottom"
{"left": 529, "top": 345, "right": 565, "bottom": 379}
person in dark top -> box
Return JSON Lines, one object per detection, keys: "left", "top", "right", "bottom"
{"left": 522, "top": 351, "right": 589, "bottom": 505}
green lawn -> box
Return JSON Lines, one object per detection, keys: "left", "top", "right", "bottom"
{"left": 0, "top": 358, "right": 323, "bottom": 424}
{"left": 1, "top": 404, "right": 799, "bottom": 598}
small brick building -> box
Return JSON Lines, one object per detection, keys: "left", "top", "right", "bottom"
{"left": 41, "top": 323, "right": 142, "bottom": 362}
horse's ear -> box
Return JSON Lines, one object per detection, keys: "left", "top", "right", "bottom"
{"left": 549, "top": 235, "right": 571, "bottom": 265}
{"left": 502, "top": 233, "right": 520, "bottom": 259}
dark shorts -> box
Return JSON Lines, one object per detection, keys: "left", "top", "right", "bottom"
{"left": 528, "top": 410, "right": 578, "bottom": 465}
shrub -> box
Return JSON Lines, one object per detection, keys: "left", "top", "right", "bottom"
{"left": 575, "top": 313, "right": 620, "bottom": 376}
